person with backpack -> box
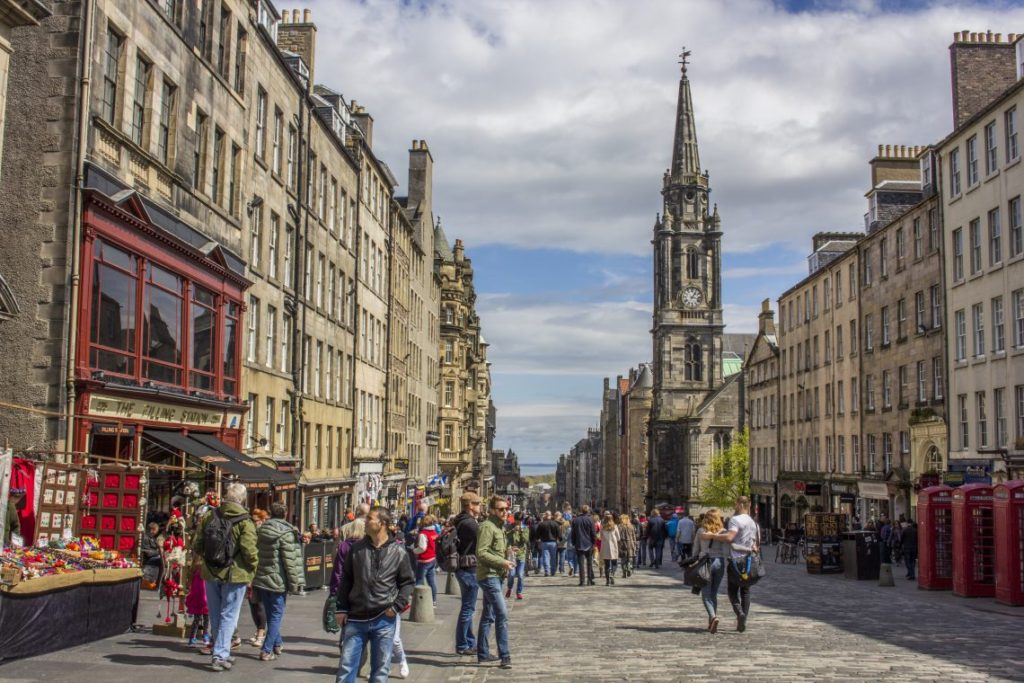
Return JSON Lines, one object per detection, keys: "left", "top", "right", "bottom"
{"left": 412, "top": 514, "right": 439, "bottom": 606}
{"left": 504, "top": 513, "right": 529, "bottom": 599}
{"left": 190, "top": 482, "right": 258, "bottom": 672}
{"left": 447, "top": 492, "right": 481, "bottom": 655}
{"left": 252, "top": 502, "right": 304, "bottom": 662}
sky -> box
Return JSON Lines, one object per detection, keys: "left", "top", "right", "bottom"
{"left": 297, "top": 0, "right": 1024, "bottom": 473}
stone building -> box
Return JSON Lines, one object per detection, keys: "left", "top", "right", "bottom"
{"left": 649, "top": 56, "right": 747, "bottom": 511}
{"left": 561, "top": 427, "right": 601, "bottom": 509}
{"left": 745, "top": 300, "right": 779, "bottom": 530}
{"left": 939, "top": 31, "right": 1024, "bottom": 481}
{"left": 622, "top": 364, "right": 653, "bottom": 513}
{"left": 599, "top": 375, "right": 622, "bottom": 510}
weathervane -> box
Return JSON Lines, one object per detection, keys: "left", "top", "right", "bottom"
{"left": 679, "top": 46, "right": 691, "bottom": 75}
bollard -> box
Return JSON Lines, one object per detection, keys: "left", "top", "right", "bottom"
{"left": 878, "top": 562, "right": 895, "bottom": 587}
{"left": 409, "top": 584, "right": 435, "bottom": 623}
{"left": 445, "top": 570, "right": 457, "bottom": 595}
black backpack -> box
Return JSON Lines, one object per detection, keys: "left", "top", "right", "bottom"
{"left": 202, "top": 507, "right": 250, "bottom": 569}
{"left": 436, "top": 527, "right": 460, "bottom": 572}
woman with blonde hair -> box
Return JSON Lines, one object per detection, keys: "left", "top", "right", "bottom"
{"left": 598, "top": 512, "right": 620, "bottom": 585}
{"left": 617, "top": 513, "right": 637, "bottom": 578}
{"left": 695, "top": 508, "right": 729, "bottom": 633}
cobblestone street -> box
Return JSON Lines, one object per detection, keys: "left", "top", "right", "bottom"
{"left": 1, "top": 557, "right": 1022, "bottom": 682}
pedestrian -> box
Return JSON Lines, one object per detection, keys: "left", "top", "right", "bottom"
{"left": 666, "top": 512, "right": 680, "bottom": 562}
{"left": 244, "top": 508, "right": 270, "bottom": 649}
{"left": 405, "top": 500, "right": 428, "bottom": 540}
{"left": 704, "top": 496, "right": 759, "bottom": 632}
{"left": 185, "top": 554, "right": 210, "bottom": 647}
{"left": 190, "top": 482, "right": 258, "bottom": 672}
{"left": 617, "top": 513, "right": 636, "bottom": 577}
{"left": 637, "top": 514, "right": 648, "bottom": 567}
{"left": 599, "top": 512, "right": 620, "bottom": 585}
{"left": 475, "top": 496, "right": 514, "bottom": 669}
{"left": 252, "top": 502, "right": 304, "bottom": 662}
{"left": 676, "top": 513, "right": 696, "bottom": 560}
{"left": 341, "top": 503, "right": 370, "bottom": 540}
{"left": 505, "top": 513, "right": 529, "bottom": 600}
{"left": 570, "top": 505, "right": 597, "bottom": 586}
{"left": 879, "top": 516, "right": 892, "bottom": 563}
{"left": 536, "top": 511, "right": 560, "bottom": 577}
{"left": 647, "top": 510, "right": 667, "bottom": 568}
{"left": 335, "top": 507, "right": 415, "bottom": 683}
{"left": 528, "top": 516, "right": 541, "bottom": 575}
{"left": 555, "top": 512, "right": 569, "bottom": 575}
{"left": 695, "top": 508, "right": 729, "bottom": 633}
{"left": 902, "top": 521, "right": 918, "bottom": 580}
{"left": 412, "top": 514, "right": 439, "bottom": 606}
{"left": 451, "top": 492, "right": 481, "bottom": 656}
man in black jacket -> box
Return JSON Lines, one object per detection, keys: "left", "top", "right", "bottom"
{"left": 570, "top": 505, "right": 597, "bottom": 586}
{"left": 335, "top": 507, "right": 415, "bottom": 683}
{"left": 647, "top": 510, "right": 667, "bottom": 568}
{"left": 536, "top": 512, "right": 561, "bottom": 576}
{"left": 451, "top": 492, "right": 481, "bottom": 655}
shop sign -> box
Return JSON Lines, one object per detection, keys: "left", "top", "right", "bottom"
{"left": 945, "top": 460, "right": 991, "bottom": 486}
{"left": 794, "top": 481, "right": 806, "bottom": 492}
{"left": 88, "top": 393, "right": 242, "bottom": 429}
{"left": 91, "top": 423, "right": 135, "bottom": 437}
{"left": 838, "top": 493, "right": 856, "bottom": 503}
{"left": 805, "top": 483, "right": 822, "bottom": 496}
{"left": 858, "top": 481, "right": 890, "bottom": 499}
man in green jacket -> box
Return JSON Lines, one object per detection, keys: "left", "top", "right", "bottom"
{"left": 191, "top": 482, "right": 257, "bottom": 672}
{"left": 252, "top": 502, "right": 304, "bottom": 661}
{"left": 475, "top": 495, "right": 514, "bottom": 669}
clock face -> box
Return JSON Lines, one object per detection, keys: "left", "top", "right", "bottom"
{"left": 682, "top": 287, "right": 703, "bottom": 308}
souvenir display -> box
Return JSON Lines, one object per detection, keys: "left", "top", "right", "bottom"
{"left": 35, "top": 464, "right": 83, "bottom": 545}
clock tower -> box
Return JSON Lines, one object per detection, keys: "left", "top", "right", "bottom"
{"left": 649, "top": 52, "right": 734, "bottom": 509}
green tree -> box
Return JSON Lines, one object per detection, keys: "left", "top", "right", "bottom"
{"left": 701, "top": 428, "right": 750, "bottom": 509}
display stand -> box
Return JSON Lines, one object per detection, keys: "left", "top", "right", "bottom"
{"left": 805, "top": 512, "right": 846, "bottom": 574}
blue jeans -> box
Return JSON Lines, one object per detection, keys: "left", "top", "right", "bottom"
{"left": 565, "top": 547, "right": 577, "bottom": 571}
{"left": 336, "top": 613, "right": 397, "bottom": 683}
{"left": 507, "top": 559, "right": 525, "bottom": 593}
{"left": 637, "top": 541, "right": 647, "bottom": 565}
{"left": 905, "top": 551, "right": 918, "bottom": 579}
{"left": 650, "top": 539, "right": 664, "bottom": 566}
{"left": 700, "top": 558, "right": 726, "bottom": 619}
{"left": 476, "top": 576, "right": 510, "bottom": 660}
{"left": 415, "top": 560, "right": 437, "bottom": 603}
{"left": 556, "top": 547, "right": 566, "bottom": 573}
{"left": 260, "top": 590, "right": 286, "bottom": 654}
{"left": 454, "top": 569, "right": 478, "bottom": 652}
{"left": 206, "top": 581, "right": 248, "bottom": 662}
{"left": 541, "top": 541, "right": 557, "bottom": 575}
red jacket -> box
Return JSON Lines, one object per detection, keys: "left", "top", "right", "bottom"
{"left": 415, "top": 527, "right": 438, "bottom": 563}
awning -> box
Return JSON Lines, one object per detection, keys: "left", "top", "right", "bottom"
{"left": 858, "top": 481, "right": 890, "bottom": 500}
{"left": 143, "top": 430, "right": 296, "bottom": 491}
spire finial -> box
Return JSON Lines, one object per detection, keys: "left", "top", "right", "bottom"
{"left": 678, "top": 46, "right": 691, "bottom": 75}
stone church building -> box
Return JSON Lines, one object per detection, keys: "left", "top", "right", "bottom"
{"left": 648, "top": 56, "right": 751, "bottom": 511}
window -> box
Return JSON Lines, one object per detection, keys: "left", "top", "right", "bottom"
{"left": 141, "top": 262, "right": 183, "bottom": 385}
{"left": 326, "top": 264, "right": 335, "bottom": 317}
{"left": 949, "top": 147, "right": 961, "bottom": 195}
{"left": 836, "top": 325, "right": 844, "bottom": 358}
{"left": 835, "top": 271, "right": 842, "bottom": 303}
{"left": 228, "top": 143, "right": 240, "bottom": 215}
{"left": 864, "top": 313, "right": 873, "bottom": 351}
{"left": 684, "top": 342, "right": 702, "bottom": 381}
{"left": 303, "top": 243, "right": 312, "bottom": 299}
{"left": 952, "top": 228, "right": 964, "bottom": 280}
{"left": 199, "top": 1, "right": 213, "bottom": 59}
{"left": 867, "top": 435, "right": 877, "bottom": 471}
{"left": 161, "top": 0, "right": 180, "bottom": 24}
{"left": 249, "top": 201, "right": 262, "bottom": 270}
{"left": 897, "top": 298, "right": 906, "bottom": 339}
{"left": 234, "top": 25, "right": 247, "bottom": 93}
{"left": 973, "top": 302, "right": 985, "bottom": 357}
{"left": 879, "top": 238, "right": 888, "bottom": 277}
{"left": 955, "top": 309, "right": 967, "bottom": 360}
{"left": 255, "top": 87, "right": 267, "bottom": 160}
{"left": 1009, "top": 196, "right": 1023, "bottom": 259}
{"left": 444, "top": 339, "right": 454, "bottom": 363}
{"left": 959, "top": 394, "right": 969, "bottom": 449}
{"left": 157, "top": 79, "right": 176, "bottom": 164}
{"left": 985, "top": 121, "right": 998, "bottom": 174}
{"left": 882, "top": 370, "right": 891, "bottom": 408}
{"left": 212, "top": 128, "right": 224, "bottom": 204}
{"left": 993, "top": 296, "right": 1005, "bottom": 353}
{"left": 966, "top": 135, "right": 978, "bottom": 186}
{"left": 929, "top": 207, "right": 939, "bottom": 253}
{"left": 969, "top": 218, "right": 982, "bottom": 274}
{"left": 131, "top": 56, "right": 151, "bottom": 146}
{"left": 301, "top": 335, "right": 310, "bottom": 393}
{"left": 837, "top": 380, "right": 845, "bottom": 414}
{"left": 314, "top": 341, "right": 322, "bottom": 397}
{"left": 444, "top": 381, "right": 454, "bottom": 407}
{"left": 443, "top": 424, "right": 453, "bottom": 451}
{"left": 899, "top": 431, "right": 910, "bottom": 455}
{"left": 933, "top": 356, "right": 944, "bottom": 399}
{"left": 863, "top": 251, "right": 873, "bottom": 286}
{"left": 329, "top": 178, "right": 338, "bottom": 232}
{"left": 838, "top": 437, "right": 846, "bottom": 473}
{"left": 977, "top": 391, "right": 988, "bottom": 448}
{"left": 881, "top": 306, "right": 890, "bottom": 344}
{"left": 246, "top": 394, "right": 256, "bottom": 448}
{"left": 989, "top": 208, "right": 1002, "bottom": 265}
{"left": 850, "top": 319, "right": 858, "bottom": 356}
{"left": 1017, "top": 386, "right": 1024, "bottom": 442}
{"left": 272, "top": 108, "right": 283, "bottom": 175}
{"left": 1007, "top": 107, "right": 1019, "bottom": 162}
{"left": 898, "top": 365, "right": 909, "bottom": 405}
{"left": 265, "top": 305, "right": 275, "bottom": 368}
{"left": 852, "top": 435, "right": 860, "bottom": 472}
{"left": 915, "top": 292, "right": 925, "bottom": 332}
{"left": 316, "top": 253, "right": 325, "bottom": 308}
{"left": 280, "top": 314, "right": 291, "bottom": 373}
{"left": 824, "top": 330, "right": 831, "bottom": 363}
{"left": 1014, "top": 289, "right": 1024, "bottom": 348}
{"left": 995, "top": 387, "right": 1007, "bottom": 446}
{"left": 268, "top": 212, "right": 279, "bottom": 279}
{"left": 896, "top": 228, "right": 906, "bottom": 263}
{"left": 866, "top": 374, "right": 875, "bottom": 411}
{"left": 194, "top": 110, "right": 208, "bottom": 191}
{"left": 287, "top": 125, "right": 297, "bottom": 190}
{"left": 324, "top": 347, "right": 332, "bottom": 400}
{"left": 218, "top": 5, "right": 232, "bottom": 79}
{"left": 930, "top": 285, "right": 941, "bottom": 329}
{"left": 101, "top": 28, "right": 123, "bottom": 124}
{"left": 283, "top": 225, "right": 293, "bottom": 286}
{"left": 917, "top": 360, "right": 927, "bottom": 403}
{"left": 263, "top": 397, "right": 274, "bottom": 453}
{"left": 247, "top": 295, "right": 259, "bottom": 362}
{"left": 913, "top": 218, "right": 923, "bottom": 259}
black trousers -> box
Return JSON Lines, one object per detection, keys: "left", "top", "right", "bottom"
{"left": 576, "top": 548, "right": 595, "bottom": 584}
{"left": 726, "top": 561, "right": 750, "bottom": 617}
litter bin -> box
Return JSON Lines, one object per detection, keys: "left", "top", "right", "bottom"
{"left": 842, "top": 530, "right": 880, "bottom": 580}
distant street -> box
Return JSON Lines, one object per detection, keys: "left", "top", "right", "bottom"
{"left": 1, "top": 557, "right": 1021, "bottom": 682}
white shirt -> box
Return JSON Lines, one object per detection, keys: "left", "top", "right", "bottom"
{"left": 727, "top": 514, "right": 758, "bottom": 560}
{"left": 676, "top": 517, "right": 696, "bottom": 544}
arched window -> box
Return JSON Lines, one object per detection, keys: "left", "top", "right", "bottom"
{"left": 926, "top": 446, "right": 943, "bottom": 472}
{"left": 686, "top": 250, "right": 700, "bottom": 279}
{"left": 684, "top": 342, "right": 702, "bottom": 381}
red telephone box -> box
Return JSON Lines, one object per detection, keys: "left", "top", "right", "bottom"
{"left": 917, "top": 485, "right": 954, "bottom": 590}
{"left": 952, "top": 483, "right": 995, "bottom": 597}
{"left": 993, "top": 480, "right": 1024, "bottom": 606}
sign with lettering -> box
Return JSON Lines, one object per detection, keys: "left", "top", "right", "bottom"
{"left": 87, "top": 393, "right": 241, "bottom": 429}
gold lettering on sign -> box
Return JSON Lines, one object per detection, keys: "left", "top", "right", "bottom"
{"left": 88, "top": 394, "right": 226, "bottom": 427}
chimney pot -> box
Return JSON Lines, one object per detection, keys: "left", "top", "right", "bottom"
{"left": 885, "top": 144, "right": 891, "bottom": 156}
{"left": 304, "top": 8, "right": 312, "bottom": 23}
{"left": 987, "top": 30, "right": 993, "bottom": 42}
{"left": 878, "top": 144, "right": 884, "bottom": 156}
{"left": 901, "top": 145, "right": 907, "bottom": 157}
{"left": 995, "top": 33, "right": 1002, "bottom": 42}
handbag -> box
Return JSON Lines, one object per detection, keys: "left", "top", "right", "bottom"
{"left": 323, "top": 593, "right": 341, "bottom": 634}
{"left": 732, "top": 550, "right": 767, "bottom": 587}
{"left": 678, "top": 553, "right": 702, "bottom": 569}
{"left": 683, "top": 556, "right": 712, "bottom": 588}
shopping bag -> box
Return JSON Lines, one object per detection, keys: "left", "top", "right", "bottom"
{"left": 323, "top": 593, "right": 341, "bottom": 633}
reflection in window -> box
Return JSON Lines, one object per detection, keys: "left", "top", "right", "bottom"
{"left": 143, "top": 262, "right": 183, "bottom": 384}
{"left": 190, "top": 286, "right": 215, "bottom": 391}
{"left": 90, "top": 240, "right": 138, "bottom": 375}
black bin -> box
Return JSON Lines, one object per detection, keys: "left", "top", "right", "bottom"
{"left": 842, "top": 531, "right": 880, "bottom": 580}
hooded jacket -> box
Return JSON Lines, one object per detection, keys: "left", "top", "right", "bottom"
{"left": 252, "top": 517, "right": 305, "bottom": 594}
{"left": 191, "top": 501, "right": 258, "bottom": 584}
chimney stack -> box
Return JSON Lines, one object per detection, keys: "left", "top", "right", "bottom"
{"left": 276, "top": 8, "right": 318, "bottom": 92}
{"left": 949, "top": 29, "right": 1016, "bottom": 128}
{"left": 758, "top": 299, "right": 776, "bottom": 336}
{"left": 350, "top": 103, "right": 374, "bottom": 148}
{"left": 408, "top": 139, "right": 434, "bottom": 225}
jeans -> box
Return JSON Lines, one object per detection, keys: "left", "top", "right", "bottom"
{"left": 565, "top": 547, "right": 577, "bottom": 572}
{"left": 650, "top": 539, "right": 664, "bottom": 567}
{"left": 260, "top": 590, "right": 286, "bottom": 654}
{"left": 678, "top": 542, "right": 693, "bottom": 560}
{"left": 726, "top": 560, "right": 751, "bottom": 618}
{"left": 206, "top": 581, "right": 248, "bottom": 662}
{"left": 575, "top": 548, "right": 594, "bottom": 584}
{"left": 670, "top": 538, "right": 680, "bottom": 560}
{"left": 336, "top": 613, "right": 397, "bottom": 683}
{"left": 556, "top": 547, "right": 566, "bottom": 573}
{"left": 904, "top": 550, "right": 918, "bottom": 578}
{"left": 476, "top": 577, "right": 510, "bottom": 660}
{"left": 507, "top": 559, "right": 525, "bottom": 593}
{"left": 454, "top": 569, "right": 478, "bottom": 652}
{"left": 392, "top": 614, "right": 405, "bottom": 664}
{"left": 637, "top": 540, "right": 647, "bottom": 566}
{"left": 415, "top": 560, "right": 437, "bottom": 603}
{"left": 541, "top": 541, "right": 557, "bottom": 575}
{"left": 701, "top": 558, "right": 726, "bottom": 619}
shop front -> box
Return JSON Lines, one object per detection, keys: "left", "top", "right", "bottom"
{"left": 857, "top": 480, "right": 890, "bottom": 523}
{"left": 301, "top": 480, "right": 354, "bottom": 532}
{"left": 750, "top": 483, "right": 775, "bottom": 531}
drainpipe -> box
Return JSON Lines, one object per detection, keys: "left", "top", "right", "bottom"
{"left": 64, "top": 0, "right": 95, "bottom": 463}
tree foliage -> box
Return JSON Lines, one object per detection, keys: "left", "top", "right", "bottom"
{"left": 702, "top": 428, "right": 750, "bottom": 509}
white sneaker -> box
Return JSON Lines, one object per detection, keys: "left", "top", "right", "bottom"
{"left": 398, "top": 660, "right": 410, "bottom": 678}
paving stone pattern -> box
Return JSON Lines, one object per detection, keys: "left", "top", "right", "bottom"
{"left": 0, "top": 559, "right": 1021, "bottom": 682}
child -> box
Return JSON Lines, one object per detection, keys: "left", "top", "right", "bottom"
{"left": 185, "top": 554, "right": 209, "bottom": 647}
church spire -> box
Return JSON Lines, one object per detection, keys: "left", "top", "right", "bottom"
{"left": 670, "top": 47, "right": 702, "bottom": 182}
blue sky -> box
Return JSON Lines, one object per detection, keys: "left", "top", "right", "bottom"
{"left": 301, "top": 0, "right": 1024, "bottom": 473}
